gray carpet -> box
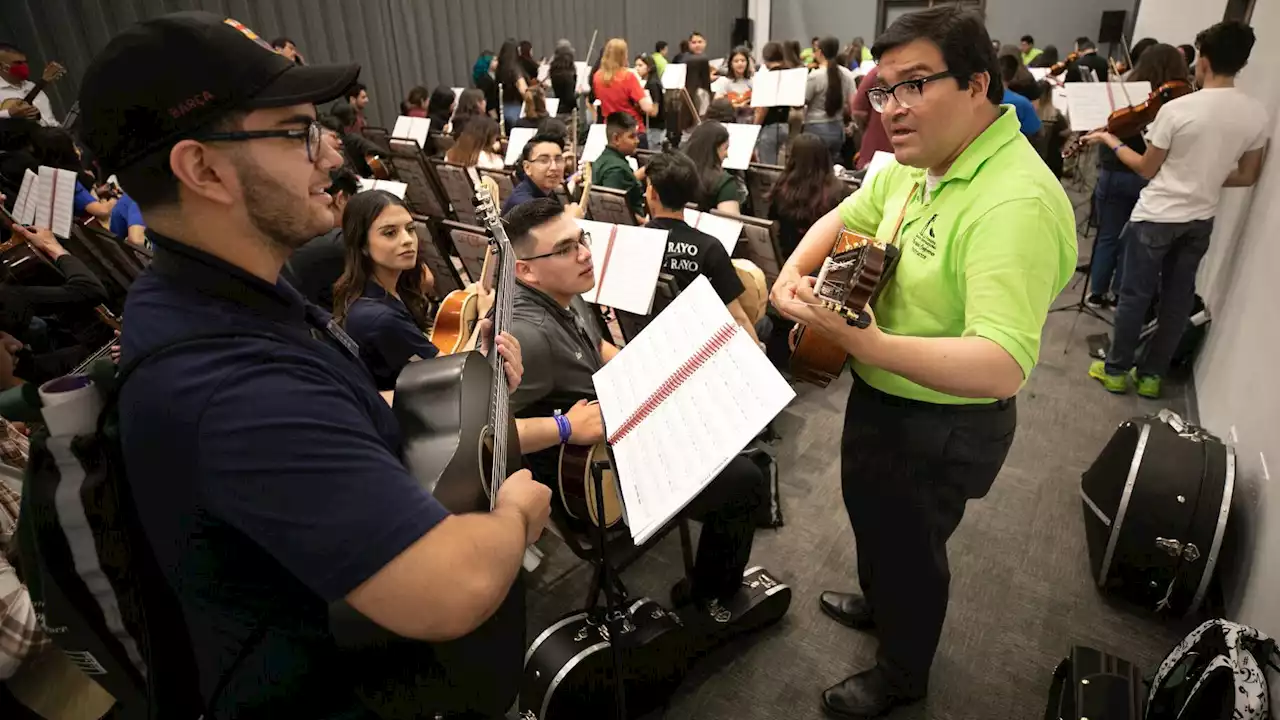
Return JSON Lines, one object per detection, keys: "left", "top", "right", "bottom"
{"left": 524, "top": 183, "right": 1199, "bottom": 719}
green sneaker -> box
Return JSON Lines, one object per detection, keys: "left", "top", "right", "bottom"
{"left": 1088, "top": 360, "right": 1128, "bottom": 393}
{"left": 1130, "top": 370, "right": 1162, "bottom": 399}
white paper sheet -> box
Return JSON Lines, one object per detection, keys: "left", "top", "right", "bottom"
{"left": 576, "top": 219, "right": 668, "bottom": 315}
{"left": 593, "top": 276, "right": 795, "bottom": 544}
{"left": 859, "top": 60, "right": 877, "bottom": 74}
{"left": 391, "top": 116, "right": 432, "bottom": 149}
{"left": 450, "top": 87, "right": 463, "bottom": 118}
{"left": 537, "top": 62, "right": 550, "bottom": 83}
{"left": 358, "top": 178, "right": 408, "bottom": 199}
{"left": 862, "top": 151, "right": 897, "bottom": 187}
{"left": 750, "top": 67, "right": 807, "bottom": 107}
{"left": 710, "top": 76, "right": 730, "bottom": 95}
{"left": 575, "top": 61, "right": 592, "bottom": 93}
{"left": 708, "top": 57, "right": 725, "bottom": 73}
{"left": 723, "top": 123, "right": 761, "bottom": 170}
{"left": 581, "top": 123, "right": 608, "bottom": 163}
{"left": 1064, "top": 82, "right": 1150, "bottom": 132}
{"left": 521, "top": 97, "right": 560, "bottom": 118}
{"left": 661, "top": 63, "right": 687, "bottom": 90}
{"left": 1028, "top": 67, "right": 1050, "bottom": 81}
{"left": 504, "top": 127, "right": 538, "bottom": 166}
{"left": 684, "top": 209, "right": 744, "bottom": 254}
{"left": 14, "top": 169, "right": 38, "bottom": 226}
{"left": 35, "top": 166, "right": 75, "bottom": 239}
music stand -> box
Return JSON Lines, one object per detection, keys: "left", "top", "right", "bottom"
{"left": 1048, "top": 175, "right": 1111, "bottom": 353}
{"left": 591, "top": 457, "right": 629, "bottom": 720}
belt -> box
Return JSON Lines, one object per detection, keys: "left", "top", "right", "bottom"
{"left": 852, "top": 377, "right": 1014, "bottom": 413}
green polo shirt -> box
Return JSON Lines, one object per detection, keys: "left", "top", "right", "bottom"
{"left": 592, "top": 145, "right": 645, "bottom": 218}
{"left": 837, "top": 105, "right": 1076, "bottom": 405}
{"left": 1022, "top": 48, "right": 1043, "bottom": 66}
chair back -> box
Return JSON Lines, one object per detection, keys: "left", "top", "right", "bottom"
{"left": 745, "top": 163, "right": 783, "bottom": 216}
{"left": 387, "top": 141, "right": 452, "bottom": 219}
{"left": 440, "top": 220, "right": 491, "bottom": 284}
{"left": 362, "top": 126, "right": 391, "bottom": 152}
{"left": 710, "top": 209, "right": 784, "bottom": 291}
{"left": 634, "top": 148, "right": 658, "bottom": 167}
{"left": 478, "top": 168, "right": 517, "bottom": 204}
{"left": 429, "top": 131, "right": 455, "bottom": 158}
{"left": 73, "top": 222, "right": 146, "bottom": 287}
{"left": 615, "top": 274, "right": 680, "bottom": 344}
{"left": 433, "top": 160, "right": 482, "bottom": 225}
{"left": 585, "top": 186, "right": 636, "bottom": 226}
{"left": 412, "top": 215, "right": 465, "bottom": 298}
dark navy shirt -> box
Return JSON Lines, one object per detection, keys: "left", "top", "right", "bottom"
{"left": 341, "top": 279, "right": 439, "bottom": 391}
{"left": 119, "top": 235, "right": 449, "bottom": 719}
{"left": 501, "top": 176, "right": 560, "bottom": 214}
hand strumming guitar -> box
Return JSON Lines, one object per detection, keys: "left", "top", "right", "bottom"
{"left": 495, "top": 468, "right": 552, "bottom": 544}
{"left": 12, "top": 224, "right": 68, "bottom": 260}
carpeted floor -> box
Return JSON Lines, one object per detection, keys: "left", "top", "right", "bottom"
{"left": 524, "top": 179, "right": 1201, "bottom": 719}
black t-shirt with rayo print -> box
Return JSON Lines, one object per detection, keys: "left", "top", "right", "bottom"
{"left": 645, "top": 217, "right": 744, "bottom": 304}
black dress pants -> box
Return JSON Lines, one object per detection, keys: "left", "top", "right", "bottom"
{"left": 681, "top": 454, "right": 765, "bottom": 603}
{"left": 841, "top": 380, "right": 1016, "bottom": 695}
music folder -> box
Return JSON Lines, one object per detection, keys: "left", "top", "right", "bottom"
{"left": 683, "top": 209, "right": 743, "bottom": 254}
{"left": 391, "top": 116, "right": 432, "bottom": 149}
{"left": 722, "top": 123, "right": 762, "bottom": 170}
{"left": 661, "top": 63, "right": 687, "bottom": 91}
{"left": 750, "top": 67, "right": 807, "bottom": 108}
{"left": 575, "top": 219, "right": 668, "bottom": 315}
{"left": 35, "top": 165, "right": 75, "bottom": 239}
{"left": 593, "top": 276, "right": 795, "bottom": 544}
{"left": 13, "top": 169, "right": 38, "bottom": 226}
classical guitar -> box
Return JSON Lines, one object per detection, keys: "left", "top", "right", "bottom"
{"left": 0, "top": 62, "right": 67, "bottom": 118}
{"left": 789, "top": 183, "right": 917, "bottom": 387}
{"left": 558, "top": 441, "right": 624, "bottom": 528}
{"left": 429, "top": 176, "right": 500, "bottom": 354}
{"left": 329, "top": 170, "right": 525, "bottom": 718}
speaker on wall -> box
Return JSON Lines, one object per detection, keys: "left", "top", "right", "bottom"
{"left": 732, "top": 17, "right": 753, "bottom": 48}
{"left": 1099, "top": 10, "right": 1126, "bottom": 44}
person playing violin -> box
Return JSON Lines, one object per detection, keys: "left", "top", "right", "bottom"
{"left": 1082, "top": 21, "right": 1267, "bottom": 399}
{"left": 1081, "top": 44, "right": 1190, "bottom": 310}
{"left": 1053, "top": 37, "right": 1108, "bottom": 83}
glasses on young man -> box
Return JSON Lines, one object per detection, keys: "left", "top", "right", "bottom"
{"left": 526, "top": 153, "right": 565, "bottom": 168}
{"left": 194, "top": 119, "right": 325, "bottom": 162}
{"left": 519, "top": 231, "right": 591, "bottom": 261}
{"left": 867, "top": 71, "right": 958, "bottom": 112}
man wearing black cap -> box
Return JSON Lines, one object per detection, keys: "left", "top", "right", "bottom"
{"left": 79, "top": 12, "right": 546, "bottom": 718}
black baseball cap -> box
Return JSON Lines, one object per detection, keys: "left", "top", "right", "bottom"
{"left": 79, "top": 11, "right": 359, "bottom": 173}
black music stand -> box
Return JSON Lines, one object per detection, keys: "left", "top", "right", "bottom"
{"left": 591, "top": 457, "right": 629, "bottom": 720}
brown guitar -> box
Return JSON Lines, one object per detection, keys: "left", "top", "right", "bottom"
{"left": 557, "top": 442, "right": 624, "bottom": 528}
{"left": 789, "top": 229, "right": 899, "bottom": 387}
{"left": 0, "top": 62, "right": 67, "bottom": 118}
{"left": 430, "top": 177, "right": 499, "bottom": 354}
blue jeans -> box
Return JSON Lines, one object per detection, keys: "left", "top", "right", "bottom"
{"left": 1106, "top": 219, "right": 1212, "bottom": 377}
{"left": 502, "top": 103, "right": 521, "bottom": 133}
{"left": 1089, "top": 168, "right": 1146, "bottom": 296}
{"left": 804, "top": 120, "right": 844, "bottom": 165}
{"left": 756, "top": 123, "right": 789, "bottom": 165}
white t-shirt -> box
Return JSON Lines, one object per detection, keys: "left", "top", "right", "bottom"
{"left": 0, "top": 79, "right": 59, "bottom": 126}
{"left": 1130, "top": 88, "right": 1269, "bottom": 224}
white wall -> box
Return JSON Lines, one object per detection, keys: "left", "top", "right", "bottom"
{"left": 769, "top": 0, "right": 878, "bottom": 52}
{"left": 1132, "top": 0, "right": 1230, "bottom": 47}
{"left": 1188, "top": 0, "right": 1280, "bottom": 632}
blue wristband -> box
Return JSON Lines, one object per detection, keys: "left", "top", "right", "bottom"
{"left": 554, "top": 412, "right": 572, "bottom": 444}
{"left": 1113, "top": 142, "right": 1126, "bottom": 152}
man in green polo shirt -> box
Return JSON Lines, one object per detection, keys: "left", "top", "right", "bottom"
{"left": 770, "top": 8, "right": 1075, "bottom": 719}
{"left": 591, "top": 112, "right": 647, "bottom": 222}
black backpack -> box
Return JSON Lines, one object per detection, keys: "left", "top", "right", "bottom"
{"left": 1145, "top": 619, "right": 1278, "bottom": 720}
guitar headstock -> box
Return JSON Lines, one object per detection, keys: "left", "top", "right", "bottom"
{"left": 42, "top": 62, "right": 67, "bottom": 84}
{"left": 467, "top": 169, "right": 509, "bottom": 252}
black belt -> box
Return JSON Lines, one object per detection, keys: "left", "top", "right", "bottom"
{"left": 852, "top": 376, "right": 1014, "bottom": 413}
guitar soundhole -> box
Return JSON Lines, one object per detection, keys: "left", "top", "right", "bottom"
{"left": 478, "top": 424, "right": 496, "bottom": 500}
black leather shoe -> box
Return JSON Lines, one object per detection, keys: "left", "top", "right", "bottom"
{"left": 821, "top": 667, "right": 924, "bottom": 719}
{"left": 819, "top": 591, "right": 875, "bottom": 630}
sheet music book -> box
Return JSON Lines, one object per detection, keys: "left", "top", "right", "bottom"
{"left": 358, "top": 178, "right": 408, "bottom": 199}
{"left": 862, "top": 151, "right": 897, "bottom": 187}
{"left": 391, "top": 116, "right": 432, "bottom": 149}
{"left": 723, "top": 123, "right": 761, "bottom": 170}
{"left": 35, "top": 166, "right": 75, "bottom": 239}
{"left": 521, "top": 97, "right": 559, "bottom": 118}
{"left": 575, "top": 219, "right": 668, "bottom": 315}
{"left": 504, "top": 127, "right": 538, "bottom": 166}
{"left": 1064, "top": 82, "right": 1150, "bottom": 132}
{"left": 661, "top": 63, "right": 687, "bottom": 91}
{"left": 593, "top": 275, "right": 795, "bottom": 544}
{"left": 750, "top": 67, "right": 807, "bottom": 107}
{"left": 581, "top": 123, "right": 607, "bottom": 163}
{"left": 683, "top": 209, "right": 743, "bottom": 254}
{"left": 14, "top": 169, "right": 38, "bottom": 226}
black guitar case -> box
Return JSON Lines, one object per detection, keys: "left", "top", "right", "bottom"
{"left": 1080, "top": 410, "right": 1234, "bottom": 616}
{"left": 1044, "top": 645, "right": 1145, "bottom": 720}
{"left": 678, "top": 565, "right": 793, "bottom": 655}
{"left": 520, "top": 597, "right": 690, "bottom": 720}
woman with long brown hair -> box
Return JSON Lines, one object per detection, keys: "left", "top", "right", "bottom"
{"left": 765, "top": 132, "right": 852, "bottom": 257}
{"left": 593, "top": 38, "right": 655, "bottom": 144}
{"left": 332, "top": 190, "right": 438, "bottom": 390}
{"left": 445, "top": 116, "right": 503, "bottom": 170}
{"left": 1083, "top": 43, "right": 1190, "bottom": 308}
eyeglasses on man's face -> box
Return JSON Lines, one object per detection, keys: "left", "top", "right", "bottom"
{"left": 194, "top": 119, "right": 325, "bottom": 162}
{"left": 519, "top": 231, "right": 591, "bottom": 261}
{"left": 867, "top": 71, "right": 958, "bottom": 112}
{"left": 527, "top": 153, "right": 565, "bottom": 168}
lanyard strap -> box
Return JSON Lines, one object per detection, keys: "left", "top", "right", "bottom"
{"left": 886, "top": 182, "right": 920, "bottom": 247}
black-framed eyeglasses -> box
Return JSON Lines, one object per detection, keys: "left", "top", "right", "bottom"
{"left": 867, "top": 71, "right": 958, "bottom": 112}
{"left": 520, "top": 231, "right": 591, "bottom": 261}
{"left": 193, "top": 119, "right": 324, "bottom": 162}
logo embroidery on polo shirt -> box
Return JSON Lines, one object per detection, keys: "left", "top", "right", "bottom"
{"left": 908, "top": 214, "right": 940, "bottom": 261}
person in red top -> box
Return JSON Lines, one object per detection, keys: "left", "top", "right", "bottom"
{"left": 592, "top": 38, "right": 656, "bottom": 144}
{"left": 851, "top": 65, "right": 892, "bottom": 170}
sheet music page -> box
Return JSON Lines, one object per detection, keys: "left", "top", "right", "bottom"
{"left": 708, "top": 57, "right": 725, "bottom": 72}
{"left": 392, "top": 116, "right": 431, "bottom": 149}
{"left": 684, "top": 209, "right": 744, "bottom": 254}
{"left": 1028, "top": 67, "right": 1050, "bottom": 81}
{"left": 1051, "top": 86, "right": 1070, "bottom": 115}
{"left": 575, "top": 61, "right": 592, "bottom": 93}
{"left": 521, "top": 97, "right": 559, "bottom": 118}
{"left": 593, "top": 276, "right": 795, "bottom": 544}
{"left": 710, "top": 76, "right": 730, "bottom": 95}
{"left": 581, "top": 123, "right": 608, "bottom": 163}
{"left": 575, "top": 219, "right": 668, "bottom": 314}
{"left": 35, "top": 166, "right": 74, "bottom": 239}
{"left": 1064, "top": 82, "right": 1150, "bottom": 132}
{"left": 661, "top": 63, "right": 687, "bottom": 91}
{"left": 450, "top": 87, "right": 463, "bottom": 118}
{"left": 751, "top": 68, "right": 778, "bottom": 107}
{"left": 504, "top": 127, "right": 538, "bottom": 166}
{"left": 723, "top": 123, "right": 762, "bottom": 170}
{"left": 862, "top": 151, "right": 898, "bottom": 187}
{"left": 858, "top": 60, "right": 877, "bottom": 74}
{"left": 776, "top": 68, "right": 808, "bottom": 106}
{"left": 538, "top": 62, "right": 550, "bottom": 83}
{"left": 14, "top": 169, "right": 38, "bottom": 226}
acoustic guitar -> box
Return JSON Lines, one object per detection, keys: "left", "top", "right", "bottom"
{"left": 558, "top": 442, "right": 623, "bottom": 528}
{"left": 0, "top": 62, "right": 67, "bottom": 118}
{"left": 329, "top": 170, "right": 525, "bottom": 718}
{"left": 429, "top": 176, "right": 501, "bottom": 354}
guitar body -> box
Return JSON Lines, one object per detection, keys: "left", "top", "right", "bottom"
{"left": 366, "top": 155, "right": 392, "bottom": 180}
{"left": 790, "top": 325, "right": 851, "bottom": 387}
{"left": 558, "top": 443, "right": 624, "bottom": 528}
{"left": 429, "top": 288, "right": 480, "bottom": 354}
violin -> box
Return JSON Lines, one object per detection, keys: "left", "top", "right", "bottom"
{"left": 1061, "top": 80, "right": 1194, "bottom": 158}
{"left": 1048, "top": 51, "right": 1080, "bottom": 77}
